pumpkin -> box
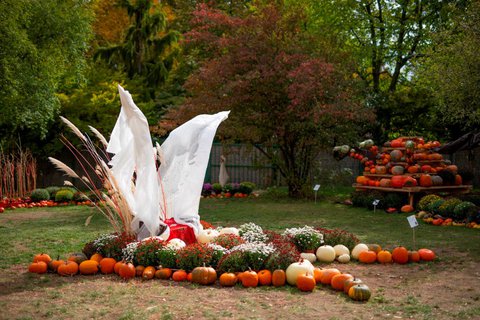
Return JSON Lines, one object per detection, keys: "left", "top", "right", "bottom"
{"left": 401, "top": 205, "right": 414, "bottom": 213}
{"left": 333, "top": 244, "right": 350, "bottom": 257}
{"left": 356, "top": 176, "right": 369, "bottom": 185}
{"left": 376, "top": 250, "right": 392, "bottom": 264}
{"left": 286, "top": 260, "right": 314, "bottom": 285}
{"left": 446, "top": 165, "right": 458, "bottom": 175}
{"left": 344, "top": 278, "right": 363, "bottom": 294}
{"left": 419, "top": 174, "right": 433, "bottom": 187}
{"left": 90, "top": 253, "right": 103, "bottom": 263}
{"left": 119, "top": 262, "right": 136, "bottom": 280}
{"left": 57, "top": 261, "right": 79, "bottom": 276}
{"left": 114, "top": 261, "right": 124, "bottom": 275}
{"left": 358, "top": 251, "right": 377, "bottom": 264}
{"left": 408, "top": 251, "right": 420, "bottom": 263}
{"left": 367, "top": 244, "right": 382, "bottom": 254}
{"left": 219, "top": 272, "right": 238, "bottom": 287}
{"left": 352, "top": 243, "right": 369, "bottom": 260}
{"left": 390, "top": 150, "right": 403, "bottom": 162}
{"left": 348, "top": 284, "right": 372, "bottom": 301}
{"left": 392, "top": 246, "right": 409, "bottom": 264}
{"left": 48, "top": 256, "right": 65, "bottom": 273}
{"left": 197, "top": 229, "right": 220, "bottom": 244}
{"left": 191, "top": 265, "right": 217, "bottom": 285}
{"left": 68, "top": 252, "right": 88, "bottom": 265}
{"left": 320, "top": 268, "right": 341, "bottom": 285}
{"left": 455, "top": 174, "right": 462, "bottom": 185}
{"left": 379, "top": 178, "right": 392, "bottom": 187}
{"left": 135, "top": 265, "right": 145, "bottom": 277}
{"left": 33, "top": 253, "right": 52, "bottom": 264}
{"left": 187, "top": 272, "right": 193, "bottom": 282}
{"left": 272, "top": 269, "right": 286, "bottom": 287}
{"left": 391, "top": 139, "right": 403, "bottom": 148}
{"left": 258, "top": 270, "right": 272, "bottom": 286}
{"left": 241, "top": 269, "right": 259, "bottom": 288}
{"left": 316, "top": 245, "right": 336, "bottom": 263}
{"left": 375, "top": 166, "right": 387, "bottom": 174}
{"left": 431, "top": 175, "right": 443, "bottom": 186}
{"left": 300, "top": 252, "right": 317, "bottom": 263}
{"left": 331, "top": 273, "right": 353, "bottom": 291}
{"left": 407, "top": 165, "right": 419, "bottom": 174}
{"left": 405, "top": 140, "right": 415, "bottom": 150}
{"left": 391, "top": 165, "right": 405, "bottom": 175}
{"left": 219, "top": 227, "right": 239, "bottom": 236}
{"left": 418, "top": 248, "right": 436, "bottom": 261}
{"left": 28, "top": 261, "right": 48, "bottom": 274}
{"left": 142, "top": 266, "right": 156, "bottom": 280}
{"left": 99, "top": 258, "right": 116, "bottom": 274}
{"left": 337, "top": 253, "right": 351, "bottom": 263}
{"left": 155, "top": 267, "right": 173, "bottom": 279}
{"left": 391, "top": 176, "right": 406, "bottom": 188}
{"left": 403, "top": 176, "right": 417, "bottom": 187}
{"left": 79, "top": 260, "right": 99, "bottom": 275}
{"left": 172, "top": 270, "right": 188, "bottom": 281}
{"left": 167, "top": 238, "right": 186, "bottom": 250}
{"left": 296, "top": 272, "right": 316, "bottom": 292}
{"left": 313, "top": 268, "right": 323, "bottom": 283}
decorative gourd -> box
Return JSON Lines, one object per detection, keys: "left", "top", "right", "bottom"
{"left": 344, "top": 278, "right": 363, "bottom": 294}
{"left": 258, "top": 270, "right": 272, "bottom": 286}
{"left": 68, "top": 252, "right": 88, "bottom": 265}
{"left": 319, "top": 268, "right": 341, "bottom": 285}
{"left": 401, "top": 205, "right": 414, "bottom": 213}
{"left": 219, "top": 272, "right": 238, "bottom": 287}
{"left": 333, "top": 244, "right": 350, "bottom": 257}
{"left": 405, "top": 140, "right": 415, "bottom": 150}
{"left": 418, "top": 248, "right": 436, "bottom": 261}
{"left": 391, "top": 165, "right": 404, "bottom": 175}
{"left": 197, "top": 229, "right": 220, "bottom": 244}
{"left": 142, "top": 266, "right": 156, "bottom": 280}
{"left": 172, "top": 269, "right": 188, "bottom": 281}
{"left": 79, "top": 260, "right": 99, "bottom": 275}
{"left": 119, "top": 262, "right": 136, "bottom": 280}
{"left": 90, "top": 253, "right": 103, "bottom": 263}
{"left": 358, "top": 251, "right": 377, "bottom": 264}
{"left": 28, "top": 261, "right": 48, "bottom": 274}
{"left": 403, "top": 176, "right": 417, "bottom": 187}
{"left": 337, "top": 253, "right": 350, "bottom": 263}
{"left": 99, "top": 258, "right": 116, "bottom": 274}
{"left": 241, "top": 269, "right": 259, "bottom": 288}
{"left": 351, "top": 243, "right": 369, "bottom": 260}
{"left": 431, "top": 175, "right": 443, "bottom": 186}
{"left": 57, "top": 261, "right": 79, "bottom": 276}
{"left": 376, "top": 250, "right": 392, "bottom": 264}
{"left": 419, "top": 174, "right": 433, "bottom": 187}
{"left": 191, "top": 265, "right": 217, "bottom": 285}
{"left": 296, "top": 272, "right": 316, "bottom": 292}
{"left": 379, "top": 178, "right": 391, "bottom": 187}
{"left": 446, "top": 165, "right": 458, "bottom": 175}
{"left": 392, "top": 246, "right": 409, "bottom": 264}
{"left": 407, "top": 165, "right": 419, "bottom": 174}
{"left": 348, "top": 284, "right": 372, "bottom": 301}
{"left": 331, "top": 273, "right": 353, "bottom": 291}
{"left": 390, "top": 150, "right": 403, "bottom": 162}
{"left": 367, "top": 244, "right": 382, "bottom": 254}
{"left": 272, "top": 269, "right": 286, "bottom": 287}
{"left": 421, "top": 165, "right": 432, "bottom": 173}
{"left": 391, "top": 139, "right": 403, "bottom": 148}
{"left": 300, "top": 252, "right": 317, "bottom": 263}
{"left": 316, "top": 245, "right": 336, "bottom": 263}
{"left": 286, "top": 260, "right": 314, "bottom": 285}
{"left": 408, "top": 251, "right": 420, "bottom": 263}
{"left": 219, "top": 227, "right": 239, "bottom": 236}
{"left": 375, "top": 166, "right": 387, "bottom": 174}
{"left": 33, "top": 253, "right": 52, "bottom": 264}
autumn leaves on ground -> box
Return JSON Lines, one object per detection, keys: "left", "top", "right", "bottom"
{"left": 1, "top": 201, "right": 479, "bottom": 320}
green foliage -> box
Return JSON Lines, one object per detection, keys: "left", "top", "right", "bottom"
{"left": 55, "top": 189, "right": 74, "bottom": 202}
{"left": 316, "top": 227, "right": 360, "bottom": 251}
{"left": 212, "top": 183, "right": 223, "bottom": 194}
{"left": 383, "top": 193, "right": 405, "bottom": 210}
{"left": 46, "top": 186, "right": 61, "bottom": 200}
{"left": 453, "top": 202, "right": 477, "bottom": 221}
{"left": 212, "top": 234, "right": 245, "bottom": 250}
{"left": 428, "top": 199, "right": 446, "bottom": 215}
{"left": 156, "top": 248, "right": 177, "bottom": 269}
{"left": 438, "top": 198, "right": 462, "bottom": 218}
{"left": 216, "top": 251, "right": 248, "bottom": 274}
{"left": 30, "top": 189, "right": 50, "bottom": 202}
{"left": 73, "top": 192, "right": 89, "bottom": 202}
{"left": 134, "top": 239, "right": 165, "bottom": 267}
{"left": 176, "top": 243, "right": 216, "bottom": 272}
{"left": 264, "top": 241, "right": 300, "bottom": 271}
{"left": 93, "top": 233, "right": 136, "bottom": 261}
{"left": 239, "top": 182, "right": 256, "bottom": 195}
{"left": 418, "top": 194, "right": 443, "bottom": 211}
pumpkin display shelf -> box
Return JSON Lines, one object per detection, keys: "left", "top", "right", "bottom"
{"left": 348, "top": 137, "right": 472, "bottom": 207}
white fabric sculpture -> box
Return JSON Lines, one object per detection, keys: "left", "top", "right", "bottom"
{"left": 107, "top": 85, "right": 229, "bottom": 239}
{"left": 219, "top": 155, "right": 229, "bottom": 187}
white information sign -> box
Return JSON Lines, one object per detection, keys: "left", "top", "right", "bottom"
{"left": 313, "top": 184, "right": 320, "bottom": 191}
{"left": 407, "top": 215, "right": 419, "bottom": 228}
{"left": 372, "top": 199, "right": 380, "bottom": 206}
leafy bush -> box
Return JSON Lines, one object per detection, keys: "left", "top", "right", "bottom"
{"left": 223, "top": 183, "right": 240, "bottom": 194}
{"left": 315, "top": 227, "right": 360, "bottom": 250}
{"left": 383, "top": 193, "right": 405, "bottom": 209}
{"left": 438, "top": 198, "right": 462, "bottom": 218}
{"left": 459, "top": 194, "right": 480, "bottom": 206}
{"left": 351, "top": 191, "right": 367, "bottom": 207}
{"left": 93, "top": 233, "right": 136, "bottom": 261}
{"left": 217, "top": 251, "right": 249, "bottom": 273}
{"left": 55, "top": 189, "right": 74, "bottom": 202}
{"left": 453, "top": 201, "right": 477, "bottom": 221}
{"left": 46, "top": 186, "right": 60, "bottom": 200}
{"left": 30, "top": 188, "right": 50, "bottom": 202}
{"left": 239, "top": 222, "right": 268, "bottom": 243}
{"left": 228, "top": 242, "right": 275, "bottom": 271}
{"left": 176, "top": 243, "right": 216, "bottom": 271}
{"left": 418, "top": 194, "right": 443, "bottom": 211}
{"left": 73, "top": 191, "right": 89, "bottom": 202}
{"left": 202, "top": 183, "right": 213, "bottom": 197}
{"left": 262, "top": 186, "right": 289, "bottom": 199}
{"left": 239, "top": 182, "right": 256, "bottom": 195}
{"left": 283, "top": 226, "right": 323, "bottom": 252}
{"left": 365, "top": 191, "right": 385, "bottom": 209}
{"left": 212, "top": 183, "right": 223, "bottom": 194}
{"left": 264, "top": 239, "right": 300, "bottom": 271}
{"left": 156, "top": 248, "right": 178, "bottom": 269}
{"left": 212, "top": 234, "right": 245, "bottom": 249}
{"left": 134, "top": 238, "right": 166, "bottom": 266}
{"left": 428, "top": 199, "right": 445, "bottom": 214}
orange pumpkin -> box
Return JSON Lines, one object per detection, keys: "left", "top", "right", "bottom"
{"left": 99, "top": 258, "right": 116, "bottom": 274}
{"left": 419, "top": 174, "right": 433, "bottom": 187}
{"left": 320, "top": 268, "right": 341, "bottom": 285}
{"left": 119, "top": 262, "right": 136, "bottom": 280}
{"left": 391, "top": 165, "right": 405, "bottom": 175}
{"left": 57, "top": 261, "right": 79, "bottom": 276}
{"left": 114, "top": 261, "right": 124, "bottom": 275}
{"left": 313, "top": 267, "right": 323, "bottom": 283}
{"left": 219, "top": 272, "right": 238, "bottom": 287}
{"left": 187, "top": 272, "right": 193, "bottom": 282}
{"left": 392, "top": 246, "right": 409, "bottom": 264}
{"left": 407, "top": 165, "right": 419, "bottom": 174}
{"left": 376, "top": 250, "right": 392, "bottom": 264}
{"left": 28, "top": 261, "right": 48, "bottom": 274}
{"left": 258, "top": 270, "right": 272, "bottom": 286}
{"left": 367, "top": 244, "right": 382, "bottom": 254}
{"left": 418, "top": 248, "right": 436, "bottom": 261}
{"left": 241, "top": 270, "right": 259, "bottom": 288}
{"left": 391, "top": 176, "right": 406, "bottom": 188}
{"left": 401, "top": 205, "right": 414, "bottom": 213}
{"left": 135, "top": 265, "right": 145, "bottom": 277}
{"left": 155, "top": 267, "right": 173, "bottom": 280}
{"left": 296, "top": 273, "right": 316, "bottom": 292}
{"left": 379, "top": 178, "right": 392, "bottom": 187}
{"left": 343, "top": 278, "right": 363, "bottom": 294}
{"left": 358, "top": 250, "right": 377, "bottom": 264}
{"left": 408, "top": 251, "right": 420, "bottom": 263}
{"left": 48, "top": 256, "right": 65, "bottom": 273}
{"left": 172, "top": 270, "right": 188, "bottom": 282}
{"left": 33, "top": 253, "right": 52, "bottom": 264}
{"left": 142, "top": 266, "right": 156, "bottom": 280}
{"left": 330, "top": 273, "right": 353, "bottom": 291}
{"left": 272, "top": 269, "right": 286, "bottom": 287}
{"left": 191, "top": 265, "right": 217, "bottom": 285}
{"left": 79, "top": 260, "right": 99, "bottom": 275}
{"left": 455, "top": 174, "right": 462, "bottom": 185}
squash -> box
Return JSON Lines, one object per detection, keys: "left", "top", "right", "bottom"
{"left": 300, "top": 252, "right": 317, "bottom": 263}
{"left": 172, "top": 269, "right": 188, "bottom": 281}
{"left": 296, "top": 272, "right": 316, "bottom": 292}
{"left": 419, "top": 174, "right": 433, "bottom": 187}
{"left": 455, "top": 174, "right": 462, "bottom": 186}
{"left": 377, "top": 250, "right": 392, "bottom": 264}
{"left": 79, "top": 260, "right": 99, "bottom": 275}
{"left": 57, "top": 261, "right": 79, "bottom": 276}
{"left": 319, "top": 268, "right": 341, "bottom": 285}
{"left": 390, "top": 150, "right": 403, "bottom": 161}
{"left": 33, "top": 253, "right": 52, "bottom": 264}
{"left": 351, "top": 243, "right": 369, "bottom": 260}
{"left": 141, "top": 266, "right": 156, "bottom": 280}
{"left": 408, "top": 251, "right": 420, "bottom": 263}
{"left": 431, "top": 175, "right": 443, "bottom": 186}
{"left": 407, "top": 165, "right": 419, "bottom": 174}
{"left": 367, "top": 244, "right": 382, "bottom": 254}
{"left": 337, "top": 253, "right": 350, "bottom": 263}
{"left": 316, "top": 245, "right": 336, "bottom": 263}
{"left": 331, "top": 273, "right": 353, "bottom": 291}
{"left": 99, "top": 258, "right": 116, "bottom": 274}
{"left": 241, "top": 269, "right": 259, "bottom": 288}
{"left": 286, "top": 260, "right": 314, "bottom": 285}
{"left": 258, "top": 270, "right": 272, "bottom": 286}
{"left": 167, "top": 238, "right": 186, "bottom": 250}
{"left": 348, "top": 284, "right": 372, "bottom": 301}
{"left": 401, "top": 205, "right": 414, "bottom": 213}
{"left": 358, "top": 251, "right": 377, "bottom": 264}
{"left": 155, "top": 267, "right": 173, "bottom": 279}
{"left": 375, "top": 166, "right": 387, "bottom": 174}
{"left": 197, "top": 229, "right": 220, "bottom": 244}
{"left": 219, "top": 272, "right": 238, "bottom": 287}
{"left": 191, "top": 265, "right": 217, "bottom": 285}
{"left": 392, "top": 246, "right": 409, "bottom": 264}
{"left": 403, "top": 176, "right": 417, "bottom": 187}
{"left": 344, "top": 278, "right": 363, "bottom": 294}
{"left": 219, "top": 227, "right": 239, "bottom": 236}
{"left": 28, "top": 261, "right": 48, "bottom": 274}
{"left": 391, "top": 165, "right": 405, "bottom": 175}
{"left": 379, "top": 178, "right": 391, "bottom": 188}
{"left": 446, "top": 165, "right": 458, "bottom": 175}
{"left": 68, "top": 252, "right": 88, "bottom": 265}
{"left": 418, "top": 248, "right": 436, "bottom": 261}
{"left": 272, "top": 269, "right": 286, "bottom": 287}
{"left": 90, "top": 253, "right": 103, "bottom": 263}
{"left": 391, "top": 176, "right": 406, "bottom": 188}
{"left": 48, "top": 256, "right": 65, "bottom": 273}
{"left": 119, "top": 262, "right": 136, "bottom": 280}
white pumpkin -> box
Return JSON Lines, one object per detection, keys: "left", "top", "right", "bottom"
{"left": 351, "top": 243, "right": 369, "bottom": 260}
{"left": 333, "top": 244, "right": 350, "bottom": 257}
{"left": 337, "top": 253, "right": 351, "bottom": 263}
{"left": 196, "top": 229, "right": 220, "bottom": 244}
{"left": 219, "top": 227, "right": 239, "bottom": 236}
{"left": 286, "top": 260, "right": 314, "bottom": 285}
{"left": 166, "top": 238, "right": 186, "bottom": 250}
{"left": 300, "top": 252, "right": 317, "bottom": 263}
{"left": 316, "top": 245, "right": 336, "bottom": 263}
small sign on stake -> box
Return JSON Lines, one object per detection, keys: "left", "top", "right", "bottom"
{"left": 313, "top": 184, "right": 320, "bottom": 203}
{"left": 407, "top": 215, "right": 419, "bottom": 250}
{"left": 372, "top": 199, "right": 380, "bottom": 213}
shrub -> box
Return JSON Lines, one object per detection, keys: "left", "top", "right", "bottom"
{"left": 418, "top": 194, "right": 443, "bottom": 211}
{"left": 55, "top": 189, "right": 74, "bottom": 202}
{"left": 223, "top": 182, "right": 240, "bottom": 194}
{"left": 283, "top": 226, "right": 323, "bottom": 252}
{"left": 93, "top": 233, "right": 137, "bottom": 261}
{"left": 315, "top": 227, "right": 360, "bottom": 251}
{"left": 73, "top": 191, "right": 89, "bottom": 202}
{"left": 217, "top": 251, "right": 249, "bottom": 273}
{"left": 202, "top": 183, "right": 213, "bottom": 197}
{"left": 156, "top": 248, "right": 178, "bottom": 269}
{"left": 30, "top": 188, "right": 50, "bottom": 202}
{"left": 239, "top": 182, "right": 256, "bottom": 195}
{"left": 428, "top": 199, "right": 445, "bottom": 214}
{"left": 351, "top": 191, "right": 366, "bottom": 207}
{"left": 176, "top": 243, "right": 216, "bottom": 271}
{"left": 228, "top": 242, "right": 275, "bottom": 271}
{"left": 212, "top": 234, "right": 245, "bottom": 249}
{"left": 264, "top": 240, "right": 300, "bottom": 271}
{"left": 46, "top": 186, "right": 60, "bottom": 200}
{"left": 238, "top": 222, "right": 268, "bottom": 243}
{"left": 383, "top": 193, "right": 405, "bottom": 209}
{"left": 459, "top": 194, "right": 480, "bottom": 206}
{"left": 453, "top": 201, "right": 477, "bottom": 221}
{"left": 365, "top": 191, "right": 385, "bottom": 209}
{"left": 212, "top": 183, "right": 223, "bottom": 194}
{"left": 438, "top": 198, "right": 462, "bottom": 218}
{"left": 134, "top": 238, "right": 167, "bottom": 266}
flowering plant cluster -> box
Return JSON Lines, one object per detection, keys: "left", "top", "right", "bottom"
{"left": 212, "top": 233, "right": 245, "bottom": 249}
{"left": 133, "top": 238, "right": 167, "bottom": 266}
{"left": 176, "top": 243, "right": 218, "bottom": 271}
{"left": 156, "top": 247, "right": 178, "bottom": 268}
{"left": 283, "top": 226, "right": 324, "bottom": 252}
{"left": 239, "top": 222, "right": 268, "bottom": 243}
{"left": 93, "top": 232, "right": 136, "bottom": 261}
{"left": 122, "top": 241, "right": 139, "bottom": 263}
{"left": 265, "top": 240, "right": 300, "bottom": 271}
{"left": 315, "top": 227, "right": 360, "bottom": 250}
{"left": 202, "top": 183, "right": 213, "bottom": 196}
{"left": 228, "top": 242, "right": 276, "bottom": 271}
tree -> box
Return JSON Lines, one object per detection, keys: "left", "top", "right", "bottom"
{"left": 0, "top": 0, "right": 93, "bottom": 148}
{"left": 160, "top": 4, "right": 373, "bottom": 197}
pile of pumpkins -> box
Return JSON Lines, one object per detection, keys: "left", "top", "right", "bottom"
{"left": 27, "top": 252, "right": 370, "bottom": 301}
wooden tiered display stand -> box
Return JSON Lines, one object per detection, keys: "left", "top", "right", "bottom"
{"left": 353, "top": 137, "right": 472, "bottom": 206}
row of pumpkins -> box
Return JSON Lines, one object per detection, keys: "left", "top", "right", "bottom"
{"left": 27, "top": 252, "right": 371, "bottom": 301}
{"left": 301, "top": 243, "right": 435, "bottom": 265}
